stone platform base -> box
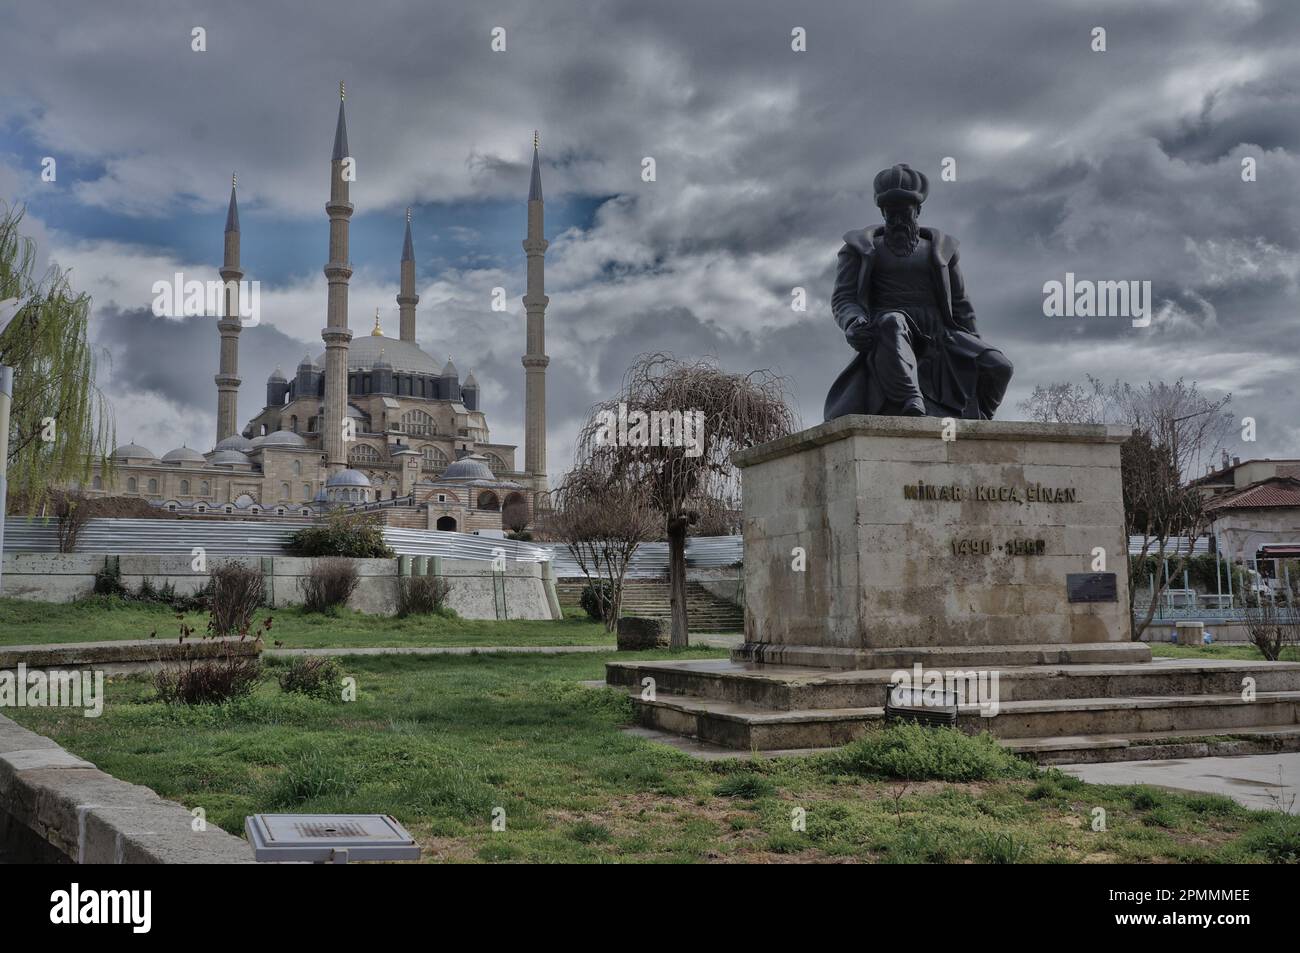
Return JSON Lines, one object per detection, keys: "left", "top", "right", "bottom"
{"left": 605, "top": 655, "right": 1300, "bottom": 764}
{"left": 731, "top": 640, "right": 1151, "bottom": 669}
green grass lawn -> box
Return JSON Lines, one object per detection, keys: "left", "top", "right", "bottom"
{"left": 0, "top": 596, "right": 613, "bottom": 648}
{"left": 7, "top": 650, "right": 1298, "bottom": 863}
{"left": 1150, "top": 641, "right": 1300, "bottom": 662}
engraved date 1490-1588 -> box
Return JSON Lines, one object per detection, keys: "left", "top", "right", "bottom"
{"left": 950, "top": 537, "right": 1046, "bottom": 557}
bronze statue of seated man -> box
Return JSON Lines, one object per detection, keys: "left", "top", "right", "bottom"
{"left": 824, "top": 163, "right": 1013, "bottom": 421}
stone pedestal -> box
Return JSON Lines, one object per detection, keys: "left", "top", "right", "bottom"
{"left": 731, "top": 415, "right": 1149, "bottom": 668}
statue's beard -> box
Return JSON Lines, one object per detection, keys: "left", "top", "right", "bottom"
{"left": 883, "top": 214, "right": 920, "bottom": 256}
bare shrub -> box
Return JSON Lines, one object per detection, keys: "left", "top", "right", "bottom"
{"left": 1244, "top": 596, "right": 1300, "bottom": 662}
{"left": 155, "top": 650, "right": 263, "bottom": 704}
{"left": 396, "top": 574, "right": 453, "bottom": 617}
{"left": 301, "top": 558, "right": 359, "bottom": 614}
{"left": 209, "top": 561, "right": 264, "bottom": 636}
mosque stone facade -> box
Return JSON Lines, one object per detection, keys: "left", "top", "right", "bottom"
{"left": 83, "top": 88, "right": 550, "bottom": 533}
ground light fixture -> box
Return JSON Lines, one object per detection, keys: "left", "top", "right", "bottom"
{"left": 245, "top": 813, "right": 421, "bottom": 863}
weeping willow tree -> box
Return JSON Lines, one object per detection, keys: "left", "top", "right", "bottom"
{"left": 0, "top": 203, "right": 114, "bottom": 513}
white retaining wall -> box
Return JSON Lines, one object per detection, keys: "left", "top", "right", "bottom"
{"left": 0, "top": 553, "right": 559, "bottom": 621}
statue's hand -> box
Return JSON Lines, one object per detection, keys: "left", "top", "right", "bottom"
{"left": 845, "top": 316, "right": 873, "bottom": 351}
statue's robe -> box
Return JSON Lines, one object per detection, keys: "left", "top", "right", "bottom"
{"left": 824, "top": 225, "right": 997, "bottom": 421}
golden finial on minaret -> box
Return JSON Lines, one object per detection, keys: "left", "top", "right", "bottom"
{"left": 372, "top": 307, "right": 383, "bottom": 336}
{"left": 533, "top": 129, "right": 539, "bottom": 149}
{"left": 340, "top": 80, "right": 346, "bottom": 101}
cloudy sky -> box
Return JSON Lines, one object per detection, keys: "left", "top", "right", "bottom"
{"left": 1, "top": 0, "right": 1297, "bottom": 480}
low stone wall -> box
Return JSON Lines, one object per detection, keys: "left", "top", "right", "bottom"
{"left": 0, "top": 637, "right": 261, "bottom": 673}
{"left": 1, "top": 553, "right": 561, "bottom": 620}
{"left": 0, "top": 713, "right": 251, "bottom": 863}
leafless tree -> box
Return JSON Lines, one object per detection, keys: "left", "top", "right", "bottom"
{"left": 1022, "top": 376, "right": 1233, "bottom": 640}
{"left": 550, "top": 462, "right": 658, "bottom": 631}
{"left": 574, "top": 353, "right": 797, "bottom": 648}
{"left": 502, "top": 497, "right": 530, "bottom": 535}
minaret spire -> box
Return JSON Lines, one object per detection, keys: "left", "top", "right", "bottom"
{"left": 522, "top": 132, "right": 549, "bottom": 495}
{"left": 214, "top": 172, "right": 244, "bottom": 443}
{"left": 398, "top": 206, "right": 419, "bottom": 342}
{"left": 322, "top": 83, "right": 354, "bottom": 472}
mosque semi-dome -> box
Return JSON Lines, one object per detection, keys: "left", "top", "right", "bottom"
{"left": 161, "top": 446, "right": 206, "bottom": 464}
{"left": 214, "top": 434, "right": 254, "bottom": 452}
{"left": 440, "top": 454, "right": 494, "bottom": 482}
{"left": 208, "top": 449, "right": 252, "bottom": 466}
{"left": 326, "top": 468, "right": 371, "bottom": 488}
{"left": 261, "top": 429, "right": 308, "bottom": 448}
{"left": 112, "top": 442, "right": 157, "bottom": 461}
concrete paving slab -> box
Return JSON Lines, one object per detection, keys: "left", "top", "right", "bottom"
{"left": 1058, "top": 753, "right": 1300, "bottom": 813}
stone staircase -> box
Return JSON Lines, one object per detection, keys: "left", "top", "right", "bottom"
{"left": 605, "top": 654, "right": 1300, "bottom": 764}
{"left": 557, "top": 578, "right": 744, "bottom": 633}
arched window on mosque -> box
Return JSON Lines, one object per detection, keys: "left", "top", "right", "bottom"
{"left": 401, "top": 409, "right": 436, "bottom": 437}
{"left": 477, "top": 490, "right": 500, "bottom": 512}
{"left": 421, "top": 446, "right": 449, "bottom": 471}
{"left": 92, "top": 476, "right": 102, "bottom": 490}
{"left": 127, "top": 477, "right": 137, "bottom": 493}
{"left": 280, "top": 482, "right": 291, "bottom": 500}
{"left": 303, "top": 483, "right": 312, "bottom": 500}
{"left": 200, "top": 481, "right": 210, "bottom": 496}
{"left": 180, "top": 480, "right": 190, "bottom": 495}
{"left": 348, "top": 444, "right": 382, "bottom": 465}
{"left": 292, "top": 460, "right": 302, "bottom": 476}
{"left": 484, "top": 453, "right": 508, "bottom": 474}
{"left": 147, "top": 478, "right": 158, "bottom": 495}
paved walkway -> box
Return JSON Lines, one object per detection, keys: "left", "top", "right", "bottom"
{"left": 267, "top": 634, "right": 741, "bottom": 657}
{"left": 1059, "top": 753, "right": 1300, "bottom": 814}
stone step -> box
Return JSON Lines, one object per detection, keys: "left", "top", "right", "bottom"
{"left": 607, "top": 657, "right": 1300, "bottom": 710}
{"left": 617, "top": 684, "right": 1300, "bottom": 752}
{"left": 732, "top": 640, "right": 1152, "bottom": 669}
{"left": 1006, "top": 725, "right": 1300, "bottom": 765}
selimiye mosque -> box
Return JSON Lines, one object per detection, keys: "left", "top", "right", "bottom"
{"left": 86, "top": 85, "right": 551, "bottom": 533}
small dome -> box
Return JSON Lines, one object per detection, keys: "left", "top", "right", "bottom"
{"left": 112, "top": 442, "right": 157, "bottom": 461}
{"left": 268, "top": 366, "right": 286, "bottom": 382}
{"left": 441, "top": 454, "right": 493, "bottom": 481}
{"left": 261, "top": 430, "right": 307, "bottom": 448}
{"left": 297, "top": 353, "right": 319, "bottom": 370}
{"left": 214, "top": 434, "right": 254, "bottom": 452}
{"left": 326, "top": 468, "right": 371, "bottom": 488}
{"left": 441, "top": 356, "right": 459, "bottom": 378}
{"left": 463, "top": 369, "right": 478, "bottom": 387}
{"left": 208, "top": 449, "right": 252, "bottom": 465}
{"left": 161, "top": 446, "right": 205, "bottom": 464}
{"left": 373, "top": 347, "right": 391, "bottom": 369}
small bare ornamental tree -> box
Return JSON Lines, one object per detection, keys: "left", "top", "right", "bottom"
{"left": 575, "top": 354, "right": 796, "bottom": 648}
{"left": 551, "top": 463, "right": 657, "bottom": 632}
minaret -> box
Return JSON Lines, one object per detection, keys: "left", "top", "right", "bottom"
{"left": 521, "top": 132, "right": 549, "bottom": 488}
{"left": 322, "top": 82, "right": 354, "bottom": 472}
{"left": 214, "top": 173, "right": 243, "bottom": 443}
{"left": 398, "top": 207, "right": 419, "bottom": 343}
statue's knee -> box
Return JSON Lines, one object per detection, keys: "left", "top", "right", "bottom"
{"left": 981, "top": 349, "right": 1013, "bottom": 382}
{"left": 878, "top": 311, "right": 908, "bottom": 334}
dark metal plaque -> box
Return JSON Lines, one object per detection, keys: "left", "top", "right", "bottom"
{"left": 1066, "top": 572, "right": 1118, "bottom": 603}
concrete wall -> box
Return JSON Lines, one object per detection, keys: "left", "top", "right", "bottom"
{"left": 0, "top": 553, "right": 559, "bottom": 620}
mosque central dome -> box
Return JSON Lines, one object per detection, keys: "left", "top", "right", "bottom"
{"left": 314, "top": 336, "right": 441, "bottom": 374}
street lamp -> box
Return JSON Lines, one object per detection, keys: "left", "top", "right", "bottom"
{"left": 0, "top": 296, "right": 25, "bottom": 596}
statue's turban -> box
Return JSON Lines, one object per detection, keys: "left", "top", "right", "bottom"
{"left": 873, "top": 164, "right": 929, "bottom": 208}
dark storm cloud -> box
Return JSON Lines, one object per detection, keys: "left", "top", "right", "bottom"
{"left": 4, "top": 0, "right": 1299, "bottom": 471}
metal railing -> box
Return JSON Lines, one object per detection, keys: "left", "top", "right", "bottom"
{"left": 2, "top": 517, "right": 554, "bottom": 564}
